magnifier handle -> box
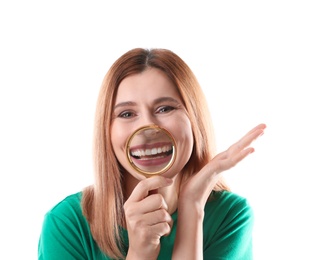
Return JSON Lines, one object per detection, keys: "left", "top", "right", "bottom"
{"left": 148, "top": 189, "right": 159, "bottom": 195}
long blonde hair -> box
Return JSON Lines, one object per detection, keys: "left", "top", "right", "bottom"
{"left": 82, "top": 48, "right": 230, "bottom": 259}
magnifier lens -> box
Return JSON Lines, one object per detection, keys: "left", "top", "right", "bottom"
{"left": 126, "top": 125, "right": 176, "bottom": 177}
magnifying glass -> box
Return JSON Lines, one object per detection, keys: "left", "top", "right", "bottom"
{"left": 126, "top": 125, "right": 177, "bottom": 177}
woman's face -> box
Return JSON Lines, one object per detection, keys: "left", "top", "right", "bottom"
{"left": 111, "top": 68, "right": 194, "bottom": 180}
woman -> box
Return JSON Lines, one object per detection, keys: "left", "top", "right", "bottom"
{"left": 38, "top": 48, "right": 266, "bottom": 259}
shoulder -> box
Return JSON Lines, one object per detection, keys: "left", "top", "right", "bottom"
{"left": 203, "top": 191, "right": 254, "bottom": 258}
{"left": 39, "top": 192, "right": 103, "bottom": 259}
{"left": 204, "top": 190, "right": 253, "bottom": 230}
{"left": 206, "top": 190, "right": 252, "bottom": 214}
{"left": 44, "top": 192, "right": 84, "bottom": 222}
{"left": 39, "top": 191, "right": 90, "bottom": 249}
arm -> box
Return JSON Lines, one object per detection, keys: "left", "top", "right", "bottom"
{"left": 172, "top": 201, "right": 205, "bottom": 259}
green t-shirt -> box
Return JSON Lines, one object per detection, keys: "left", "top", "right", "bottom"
{"left": 38, "top": 190, "right": 253, "bottom": 260}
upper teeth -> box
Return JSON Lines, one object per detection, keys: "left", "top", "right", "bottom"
{"left": 131, "top": 145, "right": 172, "bottom": 157}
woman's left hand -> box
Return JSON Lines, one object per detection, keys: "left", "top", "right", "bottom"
{"left": 178, "top": 123, "right": 266, "bottom": 208}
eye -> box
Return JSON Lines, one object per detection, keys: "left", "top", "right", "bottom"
{"left": 118, "top": 111, "right": 136, "bottom": 118}
{"left": 156, "top": 106, "right": 175, "bottom": 114}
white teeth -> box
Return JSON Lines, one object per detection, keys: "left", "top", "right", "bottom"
{"left": 131, "top": 145, "right": 171, "bottom": 157}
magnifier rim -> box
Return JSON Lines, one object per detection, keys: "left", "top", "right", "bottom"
{"left": 125, "top": 124, "right": 177, "bottom": 177}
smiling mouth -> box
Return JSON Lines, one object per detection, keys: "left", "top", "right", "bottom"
{"left": 130, "top": 144, "right": 173, "bottom": 160}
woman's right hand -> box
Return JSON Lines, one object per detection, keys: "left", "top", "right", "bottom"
{"left": 124, "top": 176, "right": 173, "bottom": 260}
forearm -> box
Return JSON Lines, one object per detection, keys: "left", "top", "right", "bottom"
{"left": 172, "top": 202, "right": 204, "bottom": 260}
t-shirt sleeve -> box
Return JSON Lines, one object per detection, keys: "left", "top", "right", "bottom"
{"left": 203, "top": 196, "right": 254, "bottom": 260}
{"left": 38, "top": 196, "right": 90, "bottom": 260}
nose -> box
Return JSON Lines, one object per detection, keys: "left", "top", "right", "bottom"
{"left": 143, "top": 128, "right": 160, "bottom": 138}
{"left": 139, "top": 111, "right": 160, "bottom": 128}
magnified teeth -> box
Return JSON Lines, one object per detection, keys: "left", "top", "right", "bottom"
{"left": 131, "top": 145, "right": 172, "bottom": 159}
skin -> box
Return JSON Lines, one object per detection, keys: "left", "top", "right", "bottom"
{"left": 110, "top": 68, "right": 266, "bottom": 260}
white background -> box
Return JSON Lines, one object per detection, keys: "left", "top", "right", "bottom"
{"left": 1, "top": 1, "right": 313, "bottom": 259}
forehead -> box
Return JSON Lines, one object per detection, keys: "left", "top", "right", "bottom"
{"left": 115, "top": 68, "right": 181, "bottom": 103}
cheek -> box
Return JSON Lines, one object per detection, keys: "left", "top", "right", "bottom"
{"left": 177, "top": 127, "right": 194, "bottom": 156}
{"left": 168, "top": 118, "right": 194, "bottom": 165}
{"left": 110, "top": 122, "right": 128, "bottom": 157}
{"left": 162, "top": 125, "right": 194, "bottom": 178}
{"left": 171, "top": 117, "right": 193, "bottom": 147}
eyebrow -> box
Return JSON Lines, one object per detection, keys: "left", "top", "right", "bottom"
{"left": 113, "top": 101, "right": 136, "bottom": 110}
{"left": 154, "top": 97, "right": 181, "bottom": 105}
{"left": 113, "top": 97, "right": 181, "bottom": 110}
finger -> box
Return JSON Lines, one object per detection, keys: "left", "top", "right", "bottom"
{"left": 213, "top": 124, "right": 266, "bottom": 158}
{"left": 135, "top": 193, "right": 169, "bottom": 214}
{"left": 129, "top": 176, "right": 173, "bottom": 202}
{"left": 224, "top": 147, "right": 255, "bottom": 169}
{"left": 243, "top": 123, "right": 267, "bottom": 137}
{"left": 164, "top": 218, "right": 174, "bottom": 236}
{"left": 142, "top": 208, "right": 172, "bottom": 226}
{"left": 229, "top": 125, "right": 265, "bottom": 153}
{"left": 149, "top": 221, "right": 172, "bottom": 238}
